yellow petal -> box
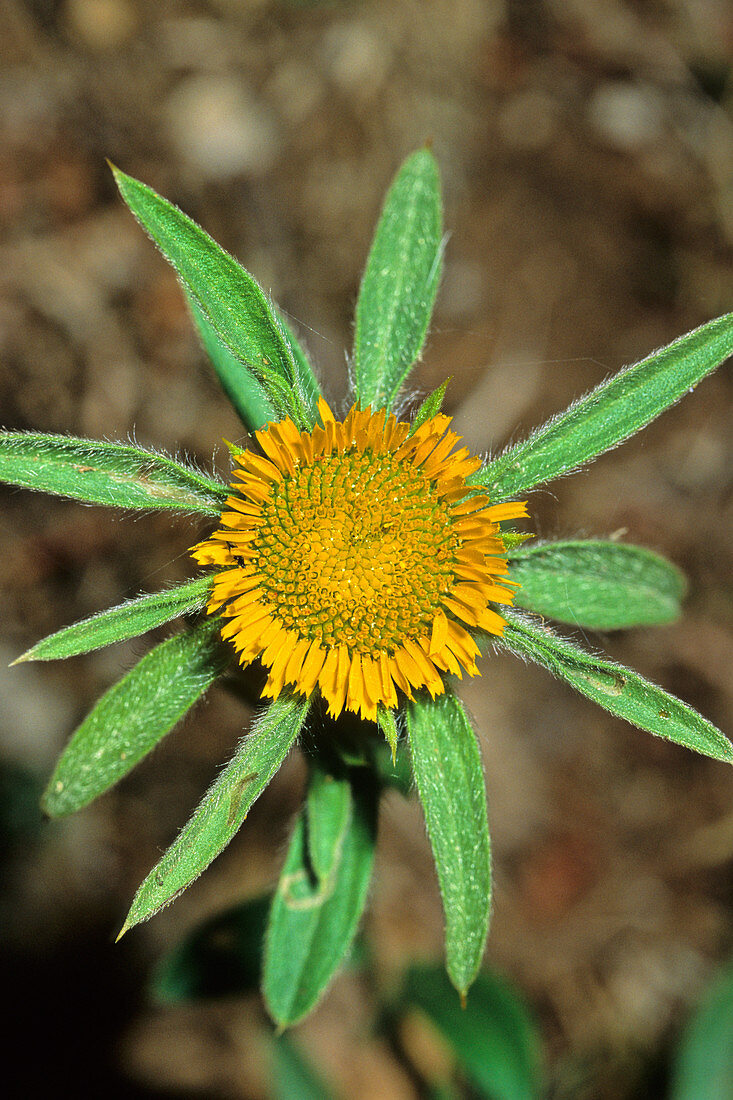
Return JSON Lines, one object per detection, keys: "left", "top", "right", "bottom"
{"left": 429, "top": 609, "right": 449, "bottom": 655}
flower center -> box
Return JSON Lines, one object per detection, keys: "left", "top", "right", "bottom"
{"left": 250, "top": 448, "right": 458, "bottom": 654}
{"left": 192, "top": 399, "right": 529, "bottom": 721}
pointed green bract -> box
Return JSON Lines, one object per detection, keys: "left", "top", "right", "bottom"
{"left": 408, "top": 376, "right": 451, "bottom": 436}
{"left": 263, "top": 769, "right": 377, "bottom": 1027}
{"left": 474, "top": 312, "right": 733, "bottom": 501}
{"left": 112, "top": 166, "right": 321, "bottom": 429}
{"left": 42, "top": 618, "right": 229, "bottom": 818}
{"left": 377, "top": 704, "right": 399, "bottom": 762}
{"left": 501, "top": 531, "right": 534, "bottom": 551}
{"left": 0, "top": 432, "right": 227, "bottom": 514}
{"left": 401, "top": 964, "right": 542, "bottom": 1100}
{"left": 501, "top": 612, "right": 733, "bottom": 764}
{"left": 16, "top": 576, "right": 213, "bottom": 664}
{"left": 121, "top": 694, "right": 309, "bottom": 933}
{"left": 406, "top": 692, "right": 491, "bottom": 996}
{"left": 354, "top": 148, "right": 443, "bottom": 410}
{"left": 187, "top": 295, "right": 276, "bottom": 432}
{"left": 510, "top": 540, "right": 686, "bottom": 630}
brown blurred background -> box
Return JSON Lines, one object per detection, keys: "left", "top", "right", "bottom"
{"left": 1, "top": 1, "right": 732, "bottom": 1097}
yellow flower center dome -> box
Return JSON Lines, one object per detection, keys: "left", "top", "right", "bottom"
{"left": 192, "top": 399, "right": 527, "bottom": 722}
{"left": 255, "top": 449, "right": 457, "bottom": 653}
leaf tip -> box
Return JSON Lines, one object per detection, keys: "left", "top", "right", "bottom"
{"left": 222, "top": 438, "right": 245, "bottom": 458}
{"left": 450, "top": 974, "right": 473, "bottom": 1006}
{"left": 39, "top": 789, "right": 54, "bottom": 818}
{"left": 115, "top": 921, "right": 130, "bottom": 944}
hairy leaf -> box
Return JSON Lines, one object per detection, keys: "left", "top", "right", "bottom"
{"left": 407, "top": 692, "right": 491, "bottom": 996}
{"left": 408, "top": 377, "right": 451, "bottom": 436}
{"left": 112, "top": 166, "right": 320, "bottom": 428}
{"left": 120, "top": 694, "right": 309, "bottom": 933}
{"left": 263, "top": 769, "right": 377, "bottom": 1026}
{"left": 305, "top": 759, "right": 353, "bottom": 883}
{"left": 42, "top": 617, "right": 229, "bottom": 817}
{"left": 354, "top": 148, "right": 443, "bottom": 410}
{"left": 0, "top": 432, "right": 227, "bottom": 514}
{"left": 187, "top": 295, "right": 276, "bottom": 433}
{"left": 510, "top": 540, "right": 686, "bottom": 630}
{"left": 16, "top": 576, "right": 213, "bottom": 663}
{"left": 475, "top": 313, "right": 733, "bottom": 500}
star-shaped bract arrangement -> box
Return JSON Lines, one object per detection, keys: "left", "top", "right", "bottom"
{"left": 1, "top": 150, "right": 731, "bottom": 1026}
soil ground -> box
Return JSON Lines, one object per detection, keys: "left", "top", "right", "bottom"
{"left": 1, "top": 2, "right": 731, "bottom": 1097}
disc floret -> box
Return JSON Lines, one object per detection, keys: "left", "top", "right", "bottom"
{"left": 193, "top": 399, "right": 527, "bottom": 721}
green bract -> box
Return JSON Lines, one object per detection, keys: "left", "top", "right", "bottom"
{"left": 407, "top": 691, "right": 491, "bottom": 996}
{"left": 263, "top": 761, "right": 378, "bottom": 1026}
{"left": 2, "top": 149, "right": 731, "bottom": 1027}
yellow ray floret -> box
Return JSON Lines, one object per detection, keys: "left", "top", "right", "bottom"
{"left": 192, "top": 399, "right": 527, "bottom": 722}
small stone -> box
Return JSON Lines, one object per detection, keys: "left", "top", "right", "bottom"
{"left": 65, "top": 0, "right": 137, "bottom": 51}
{"left": 320, "top": 22, "right": 389, "bottom": 98}
{"left": 587, "top": 81, "right": 665, "bottom": 151}
{"left": 164, "top": 75, "right": 280, "bottom": 181}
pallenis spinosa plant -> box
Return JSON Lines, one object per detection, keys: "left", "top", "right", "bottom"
{"left": 2, "top": 149, "right": 731, "bottom": 1026}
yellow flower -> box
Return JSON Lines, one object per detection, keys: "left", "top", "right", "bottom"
{"left": 192, "top": 399, "right": 527, "bottom": 722}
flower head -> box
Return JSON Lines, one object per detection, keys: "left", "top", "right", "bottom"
{"left": 193, "top": 398, "right": 527, "bottom": 721}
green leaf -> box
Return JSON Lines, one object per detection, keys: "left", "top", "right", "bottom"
{"left": 354, "top": 148, "right": 443, "bottom": 410}
{"left": 408, "top": 377, "right": 451, "bottom": 436}
{"left": 406, "top": 692, "right": 491, "bottom": 996}
{"left": 187, "top": 295, "right": 276, "bottom": 433}
{"left": 279, "top": 314, "right": 320, "bottom": 411}
{"left": 112, "top": 165, "right": 321, "bottom": 429}
{"left": 670, "top": 957, "right": 733, "bottom": 1100}
{"left": 0, "top": 432, "right": 228, "bottom": 514}
{"left": 473, "top": 313, "right": 733, "bottom": 500}
{"left": 510, "top": 540, "right": 686, "bottom": 630}
{"left": 120, "top": 694, "right": 309, "bottom": 934}
{"left": 15, "top": 576, "right": 213, "bottom": 664}
{"left": 42, "top": 617, "right": 229, "bottom": 818}
{"left": 271, "top": 1036, "right": 337, "bottom": 1100}
{"left": 401, "top": 964, "right": 542, "bottom": 1100}
{"left": 263, "top": 768, "right": 378, "bottom": 1026}
{"left": 500, "top": 612, "right": 733, "bottom": 764}
{"left": 150, "top": 893, "right": 270, "bottom": 1003}
{"left": 305, "top": 759, "right": 353, "bottom": 883}
{"left": 189, "top": 299, "right": 313, "bottom": 435}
